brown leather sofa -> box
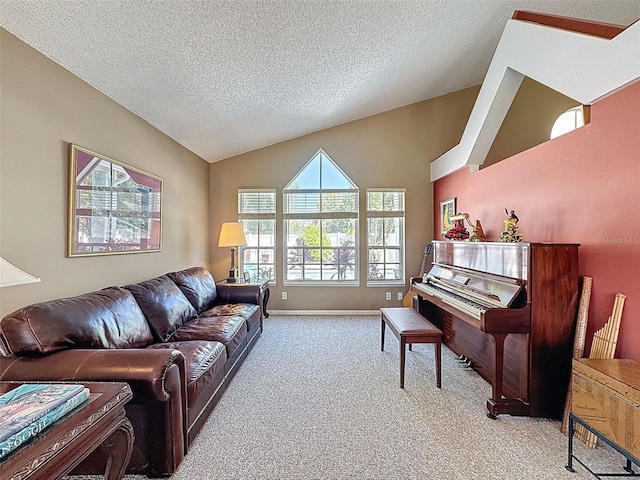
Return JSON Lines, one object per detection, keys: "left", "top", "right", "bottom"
{"left": 0, "top": 266, "right": 263, "bottom": 477}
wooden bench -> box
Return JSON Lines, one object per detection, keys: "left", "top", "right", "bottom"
{"left": 380, "top": 307, "right": 442, "bottom": 389}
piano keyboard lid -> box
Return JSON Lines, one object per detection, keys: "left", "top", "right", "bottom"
{"left": 425, "top": 264, "right": 524, "bottom": 309}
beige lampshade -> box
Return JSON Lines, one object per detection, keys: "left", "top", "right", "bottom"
{"left": 218, "top": 222, "right": 247, "bottom": 247}
{"left": 0, "top": 256, "right": 41, "bottom": 288}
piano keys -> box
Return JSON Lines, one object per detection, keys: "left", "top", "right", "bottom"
{"left": 412, "top": 241, "right": 579, "bottom": 419}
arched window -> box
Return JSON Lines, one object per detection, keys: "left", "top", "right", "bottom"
{"left": 283, "top": 149, "right": 358, "bottom": 284}
{"left": 550, "top": 106, "right": 585, "bottom": 139}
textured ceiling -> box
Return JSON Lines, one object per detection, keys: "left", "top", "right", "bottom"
{"left": 1, "top": 1, "right": 639, "bottom": 163}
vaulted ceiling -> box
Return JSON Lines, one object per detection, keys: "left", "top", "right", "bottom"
{"left": 1, "top": 1, "right": 639, "bottom": 163}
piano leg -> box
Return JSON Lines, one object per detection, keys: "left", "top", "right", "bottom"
{"left": 493, "top": 333, "right": 506, "bottom": 406}
{"left": 486, "top": 333, "right": 530, "bottom": 419}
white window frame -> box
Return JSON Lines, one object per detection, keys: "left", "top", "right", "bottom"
{"left": 283, "top": 149, "right": 359, "bottom": 286}
{"left": 238, "top": 189, "right": 276, "bottom": 284}
{"left": 366, "top": 189, "right": 405, "bottom": 287}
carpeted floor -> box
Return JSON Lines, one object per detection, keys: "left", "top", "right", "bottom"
{"left": 72, "top": 314, "right": 630, "bottom": 479}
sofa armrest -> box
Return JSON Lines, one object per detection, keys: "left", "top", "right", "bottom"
{"left": 0, "top": 348, "right": 189, "bottom": 475}
{"left": 0, "top": 348, "right": 186, "bottom": 403}
{"left": 216, "top": 283, "right": 261, "bottom": 305}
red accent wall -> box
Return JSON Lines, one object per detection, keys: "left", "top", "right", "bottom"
{"left": 433, "top": 79, "right": 640, "bottom": 362}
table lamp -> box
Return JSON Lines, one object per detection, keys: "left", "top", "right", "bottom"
{"left": 218, "top": 222, "right": 247, "bottom": 283}
{"left": 0, "top": 256, "right": 41, "bottom": 287}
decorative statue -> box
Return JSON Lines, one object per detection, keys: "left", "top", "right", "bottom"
{"left": 468, "top": 219, "right": 485, "bottom": 242}
{"left": 498, "top": 209, "right": 523, "bottom": 242}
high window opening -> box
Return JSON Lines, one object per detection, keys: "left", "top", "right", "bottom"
{"left": 238, "top": 189, "right": 276, "bottom": 283}
{"left": 283, "top": 149, "right": 358, "bottom": 284}
{"left": 481, "top": 77, "right": 583, "bottom": 170}
{"left": 550, "top": 106, "right": 586, "bottom": 139}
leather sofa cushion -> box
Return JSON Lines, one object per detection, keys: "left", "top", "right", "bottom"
{"left": 203, "top": 303, "right": 258, "bottom": 318}
{"left": 0, "top": 287, "right": 153, "bottom": 355}
{"left": 171, "top": 315, "right": 247, "bottom": 358}
{"left": 167, "top": 267, "right": 218, "bottom": 314}
{"left": 201, "top": 303, "right": 261, "bottom": 332}
{"left": 125, "top": 275, "right": 197, "bottom": 342}
{"left": 147, "top": 340, "right": 226, "bottom": 385}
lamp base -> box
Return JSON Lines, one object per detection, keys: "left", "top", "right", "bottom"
{"left": 227, "top": 268, "right": 238, "bottom": 283}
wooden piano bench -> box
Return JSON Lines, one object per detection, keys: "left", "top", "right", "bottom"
{"left": 380, "top": 307, "right": 442, "bottom": 389}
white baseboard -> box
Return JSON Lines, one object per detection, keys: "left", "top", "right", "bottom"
{"left": 268, "top": 310, "right": 380, "bottom": 316}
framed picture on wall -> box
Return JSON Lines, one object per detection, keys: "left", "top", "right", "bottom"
{"left": 68, "top": 144, "right": 163, "bottom": 257}
{"left": 440, "top": 197, "right": 456, "bottom": 234}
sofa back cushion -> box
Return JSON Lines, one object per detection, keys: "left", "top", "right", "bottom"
{"left": 167, "top": 267, "right": 218, "bottom": 313}
{"left": 0, "top": 287, "right": 154, "bottom": 356}
{"left": 125, "top": 275, "right": 197, "bottom": 342}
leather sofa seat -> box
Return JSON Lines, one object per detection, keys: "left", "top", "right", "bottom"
{"left": 171, "top": 315, "right": 248, "bottom": 366}
{"left": 202, "top": 304, "right": 261, "bottom": 332}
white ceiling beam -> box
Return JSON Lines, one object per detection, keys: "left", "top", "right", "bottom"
{"left": 431, "top": 18, "right": 640, "bottom": 182}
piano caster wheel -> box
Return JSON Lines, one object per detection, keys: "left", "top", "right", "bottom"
{"left": 487, "top": 412, "right": 497, "bottom": 420}
{"left": 456, "top": 355, "right": 467, "bottom": 363}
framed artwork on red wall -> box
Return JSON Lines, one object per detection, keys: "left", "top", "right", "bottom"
{"left": 440, "top": 197, "right": 456, "bottom": 234}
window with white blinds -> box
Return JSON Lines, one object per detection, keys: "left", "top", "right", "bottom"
{"left": 367, "top": 189, "right": 405, "bottom": 285}
{"left": 238, "top": 189, "right": 276, "bottom": 283}
{"left": 283, "top": 149, "right": 359, "bottom": 284}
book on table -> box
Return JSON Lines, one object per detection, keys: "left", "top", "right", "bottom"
{"left": 0, "top": 384, "right": 90, "bottom": 460}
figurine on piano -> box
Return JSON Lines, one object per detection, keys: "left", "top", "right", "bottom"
{"left": 498, "top": 209, "right": 523, "bottom": 242}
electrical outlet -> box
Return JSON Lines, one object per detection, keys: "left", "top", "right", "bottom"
{"left": 281, "top": 291, "right": 287, "bottom": 300}
{"left": 386, "top": 292, "right": 391, "bottom": 301}
{"left": 397, "top": 292, "right": 403, "bottom": 301}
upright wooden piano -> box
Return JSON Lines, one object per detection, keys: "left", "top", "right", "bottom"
{"left": 412, "top": 241, "right": 579, "bottom": 418}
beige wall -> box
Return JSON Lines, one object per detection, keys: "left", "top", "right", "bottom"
{"left": 483, "top": 77, "right": 579, "bottom": 168}
{"left": 0, "top": 28, "right": 574, "bottom": 316}
{"left": 0, "top": 30, "right": 211, "bottom": 316}
{"left": 210, "top": 87, "right": 480, "bottom": 311}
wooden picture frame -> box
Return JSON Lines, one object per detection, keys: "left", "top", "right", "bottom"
{"left": 68, "top": 144, "right": 163, "bottom": 257}
{"left": 440, "top": 197, "right": 456, "bottom": 234}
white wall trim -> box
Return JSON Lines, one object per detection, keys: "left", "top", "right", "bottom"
{"left": 431, "top": 18, "right": 640, "bottom": 181}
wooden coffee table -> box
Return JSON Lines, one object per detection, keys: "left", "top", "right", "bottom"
{"left": 0, "top": 381, "right": 133, "bottom": 480}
